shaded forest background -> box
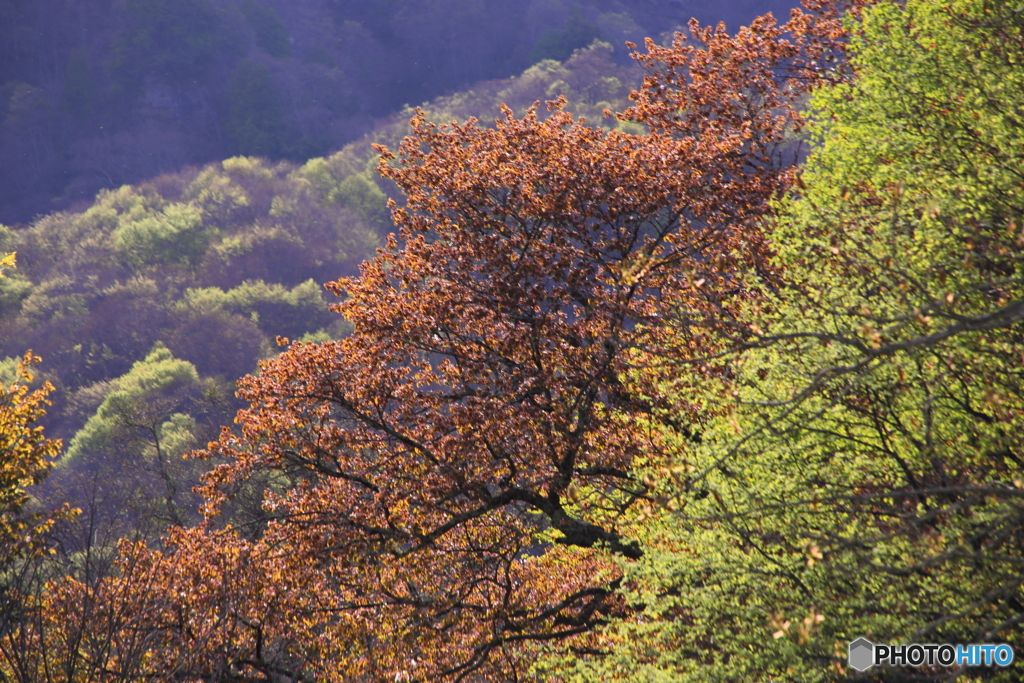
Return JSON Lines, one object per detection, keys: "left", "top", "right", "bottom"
{"left": 0, "top": 0, "right": 791, "bottom": 226}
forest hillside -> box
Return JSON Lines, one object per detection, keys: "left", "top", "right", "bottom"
{"left": 0, "top": 0, "right": 792, "bottom": 225}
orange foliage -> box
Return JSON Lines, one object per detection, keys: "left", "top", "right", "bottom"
{"left": 0, "top": 352, "right": 66, "bottom": 559}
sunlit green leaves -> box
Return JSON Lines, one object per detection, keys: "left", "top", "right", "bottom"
{"left": 573, "top": 1, "right": 1024, "bottom": 681}
{"left": 64, "top": 344, "right": 200, "bottom": 466}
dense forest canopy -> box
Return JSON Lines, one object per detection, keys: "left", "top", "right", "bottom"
{"left": 0, "top": 0, "right": 792, "bottom": 225}
{"left": 2, "top": 0, "right": 1023, "bottom": 681}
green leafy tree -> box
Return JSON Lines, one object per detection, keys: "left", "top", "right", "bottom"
{"left": 565, "top": 1, "right": 1024, "bottom": 681}
{"left": 64, "top": 345, "right": 199, "bottom": 464}
{"left": 113, "top": 202, "right": 210, "bottom": 269}
{"left": 174, "top": 279, "right": 333, "bottom": 341}
{"left": 61, "top": 344, "right": 208, "bottom": 528}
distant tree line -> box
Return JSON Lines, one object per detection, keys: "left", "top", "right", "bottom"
{"left": 0, "top": 0, "right": 791, "bottom": 226}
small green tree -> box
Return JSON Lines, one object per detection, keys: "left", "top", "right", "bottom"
{"left": 63, "top": 344, "right": 206, "bottom": 528}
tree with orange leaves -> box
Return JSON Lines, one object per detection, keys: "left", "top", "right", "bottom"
{"left": 0, "top": 349, "right": 80, "bottom": 681}
{"left": 37, "top": 4, "right": 864, "bottom": 681}
{"left": 0, "top": 350, "right": 68, "bottom": 590}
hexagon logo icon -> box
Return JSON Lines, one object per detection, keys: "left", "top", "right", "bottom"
{"left": 848, "top": 638, "right": 875, "bottom": 671}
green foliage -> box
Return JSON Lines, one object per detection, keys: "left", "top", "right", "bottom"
{"left": 221, "top": 155, "right": 275, "bottom": 181}
{"left": 0, "top": 357, "right": 20, "bottom": 387}
{"left": 157, "top": 412, "right": 199, "bottom": 461}
{"left": 185, "top": 165, "right": 253, "bottom": 225}
{"left": 298, "top": 327, "right": 340, "bottom": 344}
{"left": 294, "top": 154, "right": 366, "bottom": 201}
{"left": 175, "top": 278, "right": 332, "bottom": 339}
{"left": 19, "top": 276, "right": 90, "bottom": 324}
{"left": 64, "top": 344, "right": 200, "bottom": 466}
{"left": 0, "top": 269, "right": 31, "bottom": 318}
{"left": 113, "top": 202, "right": 210, "bottom": 269}
{"left": 1, "top": 154, "right": 379, "bottom": 455}
{"left": 566, "top": 1, "right": 1024, "bottom": 681}
{"left": 329, "top": 172, "right": 389, "bottom": 225}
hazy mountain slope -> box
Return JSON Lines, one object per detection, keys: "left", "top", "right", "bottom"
{"left": 0, "top": 0, "right": 796, "bottom": 225}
